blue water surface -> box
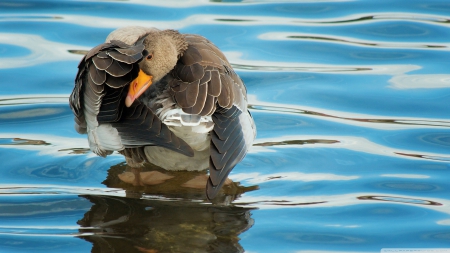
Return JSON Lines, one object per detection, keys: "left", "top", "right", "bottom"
{"left": 0, "top": 0, "right": 449, "bottom": 252}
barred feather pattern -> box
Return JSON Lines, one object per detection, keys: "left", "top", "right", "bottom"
{"left": 69, "top": 28, "right": 256, "bottom": 199}
{"left": 69, "top": 37, "right": 194, "bottom": 159}
{"left": 168, "top": 34, "right": 256, "bottom": 199}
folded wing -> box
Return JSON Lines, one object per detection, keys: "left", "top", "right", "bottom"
{"left": 69, "top": 38, "right": 193, "bottom": 159}
{"left": 169, "top": 35, "right": 256, "bottom": 199}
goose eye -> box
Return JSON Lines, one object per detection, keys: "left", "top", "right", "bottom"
{"left": 146, "top": 53, "right": 153, "bottom": 60}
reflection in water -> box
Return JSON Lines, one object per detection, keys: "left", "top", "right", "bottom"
{"left": 0, "top": 138, "right": 49, "bottom": 146}
{"left": 77, "top": 162, "right": 257, "bottom": 253}
{"left": 58, "top": 147, "right": 91, "bottom": 154}
{"left": 103, "top": 163, "right": 258, "bottom": 203}
{"left": 78, "top": 195, "right": 253, "bottom": 252}
{"left": 78, "top": 196, "right": 254, "bottom": 253}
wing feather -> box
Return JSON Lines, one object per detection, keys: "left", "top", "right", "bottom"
{"left": 167, "top": 34, "right": 256, "bottom": 199}
{"left": 70, "top": 38, "right": 194, "bottom": 159}
{"left": 92, "top": 55, "right": 113, "bottom": 70}
{"left": 70, "top": 31, "right": 255, "bottom": 200}
{"left": 208, "top": 70, "right": 221, "bottom": 97}
{"left": 207, "top": 106, "right": 251, "bottom": 199}
{"left": 182, "top": 82, "right": 207, "bottom": 115}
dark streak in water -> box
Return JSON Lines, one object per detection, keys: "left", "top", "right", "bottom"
{"left": 296, "top": 14, "right": 450, "bottom": 25}
{"left": 286, "top": 35, "right": 447, "bottom": 49}
{"left": 254, "top": 139, "right": 339, "bottom": 147}
{"left": 0, "top": 138, "right": 50, "bottom": 146}
{"left": 232, "top": 64, "right": 371, "bottom": 72}
{"left": 250, "top": 104, "right": 450, "bottom": 128}
{"left": 310, "top": 15, "right": 375, "bottom": 24}
{"left": 396, "top": 152, "right": 450, "bottom": 162}
{"left": 358, "top": 195, "right": 442, "bottom": 206}
{"left": 215, "top": 18, "right": 255, "bottom": 22}
{"left": 240, "top": 200, "right": 327, "bottom": 206}
{"left": 58, "top": 148, "right": 91, "bottom": 154}
{"left": 68, "top": 49, "right": 88, "bottom": 55}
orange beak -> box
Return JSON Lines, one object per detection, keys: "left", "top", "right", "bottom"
{"left": 125, "top": 69, "right": 153, "bottom": 107}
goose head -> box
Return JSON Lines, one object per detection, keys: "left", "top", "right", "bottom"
{"left": 122, "top": 29, "right": 188, "bottom": 107}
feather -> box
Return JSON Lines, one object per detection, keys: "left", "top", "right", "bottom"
{"left": 104, "top": 70, "right": 135, "bottom": 88}
{"left": 92, "top": 55, "right": 113, "bottom": 70}
{"left": 176, "top": 63, "right": 204, "bottom": 83}
{"left": 174, "top": 79, "right": 200, "bottom": 108}
{"left": 206, "top": 105, "right": 252, "bottom": 199}
{"left": 88, "top": 63, "right": 106, "bottom": 85}
{"left": 180, "top": 46, "right": 202, "bottom": 66}
{"left": 208, "top": 70, "right": 221, "bottom": 96}
{"left": 112, "top": 101, "right": 194, "bottom": 157}
{"left": 105, "top": 60, "right": 133, "bottom": 77}
{"left": 70, "top": 28, "right": 256, "bottom": 200}
{"left": 182, "top": 82, "right": 207, "bottom": 115}
{"left": 107, "top": 50, "right": 142, "bottom": 64}
{"left": 199, "top": 94, "right": 216, "bottom": 116}
{"left": 116, "top": 45, "right": 145, "bottom": 56}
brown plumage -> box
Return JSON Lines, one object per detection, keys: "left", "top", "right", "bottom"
{"left": 69, "top": 26, "right": 256, "bottom": 199}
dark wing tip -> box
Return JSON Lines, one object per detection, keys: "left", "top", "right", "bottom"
{"left": 164, "top": 132, "right": 195, "bottom": 157}
{"left": 205, "top": 105, "right": 255, "bottom": 200}
{"left": 206, "top": 177, "right": 222, "bottom": 200}
{"left": 111, "top": 101, "right": 195, "bottom": 158}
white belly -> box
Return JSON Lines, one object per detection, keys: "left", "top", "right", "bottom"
{"left": 141, "top": 92, "right": 215, "bottom": 171}
{"left": 144, "top": 124, "right": 212, "bottom": 171}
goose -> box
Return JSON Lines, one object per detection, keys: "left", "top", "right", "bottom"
{"left": 69, "top": 26, "right": 256, "bottom": 199}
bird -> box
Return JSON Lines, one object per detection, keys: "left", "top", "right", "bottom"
{"left": 69, "top": 26, "right": 256, "bottom": 199}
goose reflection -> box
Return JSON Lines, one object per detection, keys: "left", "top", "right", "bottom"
{"left": 103, "top": 162, "right": 258, "bottom": 202}
{"left": 77, "top": 162, "right": 257, "bottom": 253}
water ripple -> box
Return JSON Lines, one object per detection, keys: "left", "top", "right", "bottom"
{"left": 389, "top": 74, "right": 450, "bottom": 89}
{"left": 231, "top": 172, "right": 359, "bottom": 184}
{"left": 0, "top": 185, "right": 127, "bottom": 197}
{"left": 358, "top": 195, "right": 442, "bottom": 206}
{"left": 0, "top": 33, "right": 85, "bottom": 69}
{"left": 249, "top": 97, "right": 450, "bottom": 129}
{"left": 235, "top": 193, "right": 450, "bottom": 212}
{"left": 227, "top": 52, "right": 421, "bottom": 74}
{"left": 298, "top": 13, "right": 450, "bottom": 24}
{"left": 0, "top": 133, "right": 89, "bottom": 155}
{"left": 259, "top": 32, "right": 449, "bottom": 50}
{"left": 0, "top": 95, "right": 69, "bottom": 106}
{"left": 251, "top": 135, "right": 450, "bottom": 163}
{"left": 1, "top": 1, "right": 449, "bottom": 251}
{"left": 2, "top": 11, "right": 448, "bottom": 32}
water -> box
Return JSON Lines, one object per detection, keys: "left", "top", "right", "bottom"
{"left": 0, "top": 0, "right": 449, "bottom": 252}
